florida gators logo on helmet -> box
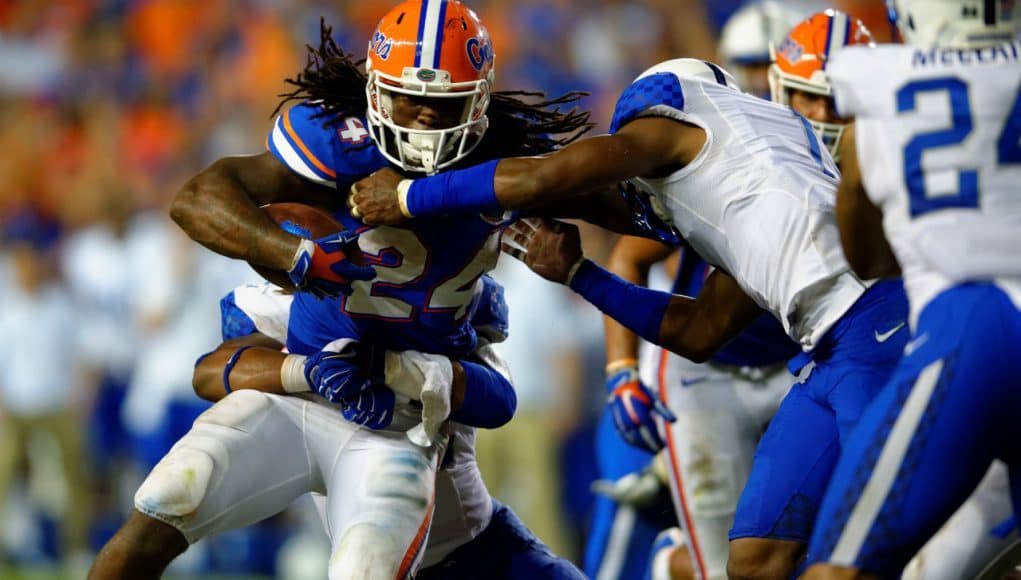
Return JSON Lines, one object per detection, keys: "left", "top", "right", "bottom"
{"left": 365, "top": 0, "right": 495, "bottom": 174}
{"left": 466, "top": 37, "right": 494, "bottom": 71}
{"left": 769, "top": 10, "right": 873, "bottom": 160}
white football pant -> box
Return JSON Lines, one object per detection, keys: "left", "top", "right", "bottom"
{"left": 640, "top": 344, "right": 793, "bottom": 580}
{"left": 133, "top": 390, "right": 445, "bottom": 580}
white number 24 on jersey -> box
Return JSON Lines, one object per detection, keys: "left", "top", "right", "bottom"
{"left": 343, "top": 226, "right": 499, "bottom": 321}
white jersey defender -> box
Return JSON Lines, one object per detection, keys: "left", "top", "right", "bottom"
{"left": 828, "top": 41, "right": 1021, "bottom": 323}
{"left": 624, "top": 59, "right": 865, "bottom": 350}
{"left": 611, "top": 58, "right": 909, "bottom": 568}
{"left": 802, "top": 2, "right": 1021, "bottom": 573}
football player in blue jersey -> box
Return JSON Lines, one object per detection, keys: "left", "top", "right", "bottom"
{"left": 90, "top": 272, "right": 584, "bottom": 579}
{"left": 148, "top": 0, "right": 598, "bottom": 577}
{"left": 350, "top": 56, "right": 909, "bottom": 579}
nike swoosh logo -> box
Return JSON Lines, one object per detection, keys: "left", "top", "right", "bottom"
{"left": 680, "top": 377, "right": 708, "bottom": 388}
{"left": 874, "top": 322, "right": 906, "bottom": 343}
{"left": 904, "top": 333, "right": 929, "bottom": 356}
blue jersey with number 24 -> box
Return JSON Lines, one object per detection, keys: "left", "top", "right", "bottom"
{"left": 268, "top": 102, "right": 508, "bottom": 358}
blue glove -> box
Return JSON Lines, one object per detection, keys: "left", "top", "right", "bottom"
{"left": 340, "top": 383, "right": 395, "bottom": 430}
{"left": 303, "top": 341, "right": 380, "bottom": 403}
{"left": 606, "top": 365, "right": 676, "bottom": 453}
{"left": 288, "top": 230, "right": 376, "bottom": 298}
{"left": 470, "top": 275, "right": 509, "bottom": 343}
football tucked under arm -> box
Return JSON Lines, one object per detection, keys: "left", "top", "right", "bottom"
{"left": 250, "top": 202, "right": 366, "bottom": 290}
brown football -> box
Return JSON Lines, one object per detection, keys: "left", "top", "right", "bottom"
{"left": 251, "top": 202, "right": 353, "bottom": 289}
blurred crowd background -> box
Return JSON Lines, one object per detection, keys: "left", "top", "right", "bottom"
{"left": 0, "top": 0, "right": 891, "bottom": 577}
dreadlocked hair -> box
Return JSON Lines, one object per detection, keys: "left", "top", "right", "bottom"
{"left": 273, "top": 19, "right": 595, "bottom": 159}
{"left": 272, "top": 19, "right": 366, "bottom": 123}
{"left": 475, "top": 90, "right": 593, "bottom": 159}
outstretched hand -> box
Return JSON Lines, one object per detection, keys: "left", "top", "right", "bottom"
{"left": 501, "top": 218, "right": 584, "bottom": 285}
{"left": 349, "top": 168, "right": 408, "bottom": 225}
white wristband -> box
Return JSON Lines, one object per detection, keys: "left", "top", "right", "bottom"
{"left": 396, "top": 179, "right": 415, "bottom": 218}
{"left": 280, "top": 354, "right": 311, "bottom": 393}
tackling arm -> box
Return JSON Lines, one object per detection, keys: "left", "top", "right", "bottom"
{"left": 351, "top": 117, "right": 704, "bottom": 225}
{"left": 655, "top": 268, "right": 764, "bottom": 362}
{"left": 487, "top": 119, "right": 692, "bottom": 211}
{"left": 191, "top": 331, "right": 513, "bottom": 427}
{"left": 192, "top": 333, "right": 291, "bottom": 401}
{"left": 170, "top": 152, "right": 330, "bottom": 270}
{"left": 834, "top": 125, "right": 901, "bottom": 279}
{"left": 528, "top": 184, "right": 653, "bottom": 238}
{"left": 504, "top": 219, "right": 764, "bottom": 363}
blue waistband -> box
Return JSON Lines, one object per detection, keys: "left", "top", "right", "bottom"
{"left": 788, "top": 279, "right": 908, "bottom": 374}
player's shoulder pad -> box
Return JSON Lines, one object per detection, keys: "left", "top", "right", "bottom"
{"left": 610, "top": 58, "right": 734, "bottom": 134}
{"left": 268, "top": 102, "right": 388, "bottom": 188}
{"left": 220, "top": 289, "right": 258, "bottom": 341}
{"left": 610, "top": 70, "right": 685, "bottom": 134}
{"left": 268, "top": 102, "right": 341, "bottom": 188}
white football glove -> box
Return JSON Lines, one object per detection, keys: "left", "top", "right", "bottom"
{"left": 384, "top": 349, "right": 453, "bottom": 447}
{"left": 590, "top": 451, "right": 669, "bottom": 508}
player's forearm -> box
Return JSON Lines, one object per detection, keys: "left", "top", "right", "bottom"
{"left": 569, "top": 259, "right": 695, "bottom": 355}
{"left": 568, "top": 258, "right": 735, "bottom": 363}
{"left": 604, "top": 314, "right": 642, "bottom": 365}
{"left": 193, "top": 346, "right": 293, "bottom": 402}
{"left": 404, "top": 135, "right": 655, "bottom": 217}
{"left": 659, "top": 270, "right": 764, "bottom": 362}
{"left": 655, "top": 300, "right": 720, "bottom": 364}
{"left": 171, "top": 160, "right": 300, "bottom": 270}
{"left": 449, "top": 359, "right": 516, "bottom": 428}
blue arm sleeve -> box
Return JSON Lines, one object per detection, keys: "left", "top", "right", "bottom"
{"left": 449, "top": 359, "right": 517, "bottom": 429}
{"left": 406, "top": 159, "right": 502, "bottom": 216}
{"left": 568, "top": 259, "right": 672, "bottom": 345}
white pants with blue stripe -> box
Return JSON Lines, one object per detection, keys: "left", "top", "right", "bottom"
{"left": 642, "top": 344, "right": 792, "bottom": 580}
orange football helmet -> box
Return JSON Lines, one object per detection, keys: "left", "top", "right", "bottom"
{"left": 769, "top": 10, "right": 872, "bottom": 159}
{"left": 365, "top": 0, "right": 495, "bottom": 174}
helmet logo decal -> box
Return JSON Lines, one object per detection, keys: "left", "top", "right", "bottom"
{"left": 416, "top": 69, "right": 437, "bottom": 82}
{"left": 466, "top": 37, "right": 493, "bottom": 71}
{"left": 777, "top": 37, "right": 804, "bottom": 63}
{"left": 371, "top": 31, "right": 393, "bottom": 60}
